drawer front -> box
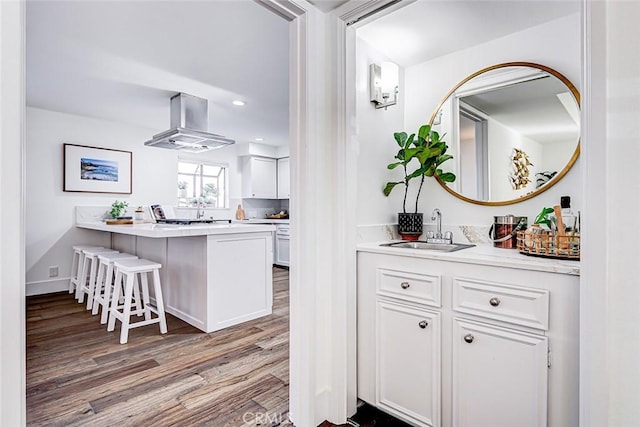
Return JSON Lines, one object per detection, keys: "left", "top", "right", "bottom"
{"left": 276, "top": 225, "right": 290, "bottom": 236}
{"left": 453, "top": 277, "right": 549, "bottom": 330}
{"left": 377, "top": 268, "right": 441, "bottom": 308}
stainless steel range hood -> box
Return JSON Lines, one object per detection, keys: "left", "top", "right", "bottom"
{"left": 144, "top": 93, "right": 234, "bottom": 153}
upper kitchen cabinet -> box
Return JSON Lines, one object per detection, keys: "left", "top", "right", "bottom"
{"left": 277, "top": 157, "right": 290, "bottom": 199}
{"left": 242, "top": 156, "right": 277, "bottom": 199}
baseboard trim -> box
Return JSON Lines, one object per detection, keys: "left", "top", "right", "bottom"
{"left": 26, "top": 277, "right": 70, "bottom": 296}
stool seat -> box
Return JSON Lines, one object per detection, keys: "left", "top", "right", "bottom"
{"left": 77, "top": 248, "right": 119, "bottom": 307}
{"left": 92, "top": 252, "right": 139, "bottom": 324}
{"left": 108, "top": 258, "right": 167, "bottom": 344}
{"left": 68, "top": 245, "right": 104, "bottom": 294}
{"left": 113, "top": 258, "right": 162, "bottom": 272}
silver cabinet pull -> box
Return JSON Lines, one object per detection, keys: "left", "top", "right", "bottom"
{"left": 464, "top": 334, "right": 474, "bottom": 343}
{"left": 489, "top": 297, "right": 501, "bottom": 307}
{"left": 400, "top": 282, "right": 410, "bottom": 289}
{"left": 418, "top": 320, "right": 428, "bottom": 329}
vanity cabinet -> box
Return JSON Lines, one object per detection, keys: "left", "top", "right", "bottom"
{"left": 357, "top": 250, "right": 579, "bottom": 427}
{"left": 242, "top": 156, "right": 277, "bottom": 199}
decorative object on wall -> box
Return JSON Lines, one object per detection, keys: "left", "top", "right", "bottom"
{"left": 509, "top": 148, "right": 533, "bottom": 190}
{"left": 370, "top": 61, "right": 399, "bottom": 110}
{"left": 535, "top": 170, "right": 558, "bottom": 188}
{"left": 63, "top": 144, "right": 132, "bottom": 194}
{"left": 383, "top": 124, "right": 456, "bottom": 240}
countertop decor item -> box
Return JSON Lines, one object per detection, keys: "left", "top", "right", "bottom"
{"left": 109, "top": 200, "right": 128, "bottom": 219}
{"left": 383, "top": 124, "right": 456, "bottom": 240}
{"left": 517, "top": 230, "right": 580, "bottom": 260}
{"left": 63, "top": 143, "right": 132, "bottom": 194}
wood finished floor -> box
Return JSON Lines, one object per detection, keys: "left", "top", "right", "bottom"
{"left": 26, "top": 267, "right": 291, "bottom": 427}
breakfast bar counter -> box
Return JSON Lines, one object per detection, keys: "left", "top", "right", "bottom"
{"left": 77, "top": 221, "right": 275, "bottom": 333}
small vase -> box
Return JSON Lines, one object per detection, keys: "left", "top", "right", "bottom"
{"left": 398, "top": 212, "right": 423, "bottom": 241}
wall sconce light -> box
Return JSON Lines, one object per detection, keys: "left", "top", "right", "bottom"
{"left": 370, "top": 61, "right": 399, "bottom": 110}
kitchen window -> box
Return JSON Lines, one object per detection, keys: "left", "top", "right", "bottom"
{"left": 177, "top": 160, "right": 228, "bottom": 208}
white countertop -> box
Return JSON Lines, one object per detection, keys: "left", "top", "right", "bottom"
{"left": 357, "top": 241, "right": 581, "bottom": 276}
{"left": 76, "top": 221, "right": 276, "bottom": 238}
{"left": 234, "top": 218, "right": 290, "bottom": 225}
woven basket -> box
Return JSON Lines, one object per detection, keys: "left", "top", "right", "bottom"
{"left": 516, "top": 230, "right": 580, "bottom": 260}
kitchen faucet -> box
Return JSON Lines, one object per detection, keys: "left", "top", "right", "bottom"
{"left": 426, "top": 208, "right": 453, "bottom": 244}
{"left": 196, "top": 198, "right": 205, "bottom": 219}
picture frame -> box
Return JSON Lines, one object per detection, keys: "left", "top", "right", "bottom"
{"left": 63, "top": 143, "right": 132, "bottom": 194}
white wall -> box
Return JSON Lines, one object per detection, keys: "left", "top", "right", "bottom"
{"left": 355, "top": 37, "right": 405, "bottom": 227}
{"left": 399, "top": 13, "right": 582, "bottom": 227}
{"left": 605, "top": 1, "right": 640, "bottom": 424}
{"left": 25, "top": 107, "right": 245, "bottom": 295}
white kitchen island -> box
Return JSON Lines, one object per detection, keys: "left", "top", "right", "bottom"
{"left": 76, "top": 221, "right": 275, "bottom": 333}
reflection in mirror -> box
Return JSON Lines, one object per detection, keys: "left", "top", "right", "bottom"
{"left": 431, "top": 62, "right": 580, "bottom": 206}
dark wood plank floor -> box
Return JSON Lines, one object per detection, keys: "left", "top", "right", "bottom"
{"left": 26, "top": 267, "right": 290, "bottom": 427}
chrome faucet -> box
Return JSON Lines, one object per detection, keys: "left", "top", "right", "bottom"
{"left": 426, "top": 208, "right": 453, "bottom": 244}
{"left": 196, "top": 198, "right": 205, "bottom": 219}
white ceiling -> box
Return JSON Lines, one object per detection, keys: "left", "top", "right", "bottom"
{"left": 357, "top": 1, "right": 580, "bottom": 67}
{"left": 26, "top": 0, "right": 290, "bottom": 146}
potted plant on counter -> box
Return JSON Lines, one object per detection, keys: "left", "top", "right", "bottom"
{"left": 383, "top": 124, "right": 456, "bottom": 240}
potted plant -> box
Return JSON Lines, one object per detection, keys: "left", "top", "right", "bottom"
{"left": 383, "top": 124, "right": 456, "bottom": 240}
{"left": 178, "top": 181, "right": 188, "bottom": 198}
{"left": 110, "top": 200, "right": 129, "bottom": 219}
{"left": 134, "top": 205, "right": 145, "bottom": 221}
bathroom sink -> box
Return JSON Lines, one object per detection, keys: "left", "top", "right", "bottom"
{"left": 380, "top": 241, "right": 475, "bottom": 252}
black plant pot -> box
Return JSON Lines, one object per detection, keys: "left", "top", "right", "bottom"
{"left": 398, "top": 212, "right": 423, "bottom": 241}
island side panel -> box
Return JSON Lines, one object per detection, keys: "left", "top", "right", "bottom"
{"left": 206, "top": 231, "right": 273, "bottom": 332}
{"left": 166, "top": 236, "right": 208, "bottom": 331}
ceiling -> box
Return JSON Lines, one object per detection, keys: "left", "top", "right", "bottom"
{"left": 26, "top": 0, "right": 290, "bottom": 146}
{"left": 357, "top": 1, "right": 580, "bottom": 67}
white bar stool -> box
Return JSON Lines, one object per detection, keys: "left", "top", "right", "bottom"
{"left": 91, "top": 252, "right": 139, "bottom": 324}
{"left": 107, "top": 258, "right": 168, "bottom": 344}
{"left": 68, "top": 245, "right": 104, "bottom": 295}
{"left": 77, "top": 247, "right": 118, "bottom": 308}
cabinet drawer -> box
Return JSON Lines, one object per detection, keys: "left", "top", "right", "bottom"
{"left": 377, "top": 268, "right": 441, "bottom": 308}
{"left": 453, "top": 277, "right": 549, "bottom": 330}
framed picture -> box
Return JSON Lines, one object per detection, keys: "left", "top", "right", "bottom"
{"left": 63, "top": 143, "right": 132, "bottom": 194}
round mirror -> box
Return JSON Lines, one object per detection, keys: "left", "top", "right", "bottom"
{"left": 430, "top": 62, "right": 580, "bottom": 206}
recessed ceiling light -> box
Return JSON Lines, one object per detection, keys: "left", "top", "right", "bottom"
{"left": 232, "top": 100, "right": 246, "bottom": 106}
{"left": 255, "top": 137, "right": 264, "bottom": 142}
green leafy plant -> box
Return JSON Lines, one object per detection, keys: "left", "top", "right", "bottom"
{"left": 383, "top": 124, "right": 456, "bottom": 213}
{"left": 534, "top": 207, "right": 555, "bottom": 229}
{"left": 110, "top": 200, "right": 128, "bottom": 218}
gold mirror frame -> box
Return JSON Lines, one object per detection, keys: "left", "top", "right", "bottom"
{"left": 429, "top": 61, "right": 580, "bottom": 206}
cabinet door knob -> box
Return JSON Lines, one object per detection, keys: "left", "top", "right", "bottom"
{"left": 464, "top": 334, "right": 474, "bottom": 343}
{"left": 489, "top": 297, "right": 501, "bottom": 307}
{"left": 418, "top": 320, "right": 428, "bottom": 329}
{"left": 400, "top": 282, "right": 410, "bottom": 289}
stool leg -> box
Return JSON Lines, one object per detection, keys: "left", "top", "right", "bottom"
{"left": 140, "top": 272, "right": 151, "bottom": 321}
{"left": 69, "top": 250, "right": 79, "bottom": 294}
{"left": 99, "top": 263, "right": 115, "bottom": 324}
{"left": 76, "top": 255, "right": 90, "bottom": 302}
{"left": 107, "top": 270, "right": 123, "bottom": 332}
{"left": 85, "top": 256, "right": 99, "bottom": 310}
{"left": 152, "top": 269, "right": 168, "bottom": 334}
{"left": 119, "top": 273, "right": 135, "bottom": 344}
{"left": 132, "top": 274, "right": 143, "bottom": 317}
{"left": 91, "top": 261, "right": 106, "bottom": 315}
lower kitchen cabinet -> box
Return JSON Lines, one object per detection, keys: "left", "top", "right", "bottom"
{"left": 377, "top": 299, "right": 441, "bottom": 427}
{"left": 452, "top": 319, "right": 548, "bottom": 427}
{"left": 275, "top": 224, "right": 290, "bottom": 267}
{"left": 357, "top": 251, "right": 579, "bottom": 427}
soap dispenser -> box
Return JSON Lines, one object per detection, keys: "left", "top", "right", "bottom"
{"left": 560, "top": 196, "right": 576, "bottom": 232}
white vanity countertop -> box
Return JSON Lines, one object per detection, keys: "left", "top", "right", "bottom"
{"left": 76, "top": 221, "right": 276, "bottom": 238}
{"left": 357, "top": 241, "right": 581, "bottom": 276}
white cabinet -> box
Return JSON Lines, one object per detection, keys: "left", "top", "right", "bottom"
{"left": 275, "top": 224, "right": 290, "bottom": 267}
{"left": 377, "top": 299, "right": 441, "bottom": 427}
{"left": 452, "top": 319, "right": 548, "bottom": 427}
{"left": 277, "top": 157, "right": 290, "bottom": 199}
{"left": 242, "top": 156, "right": 277, "bottom": 199}
{"left": 357, "top": 251, "right": 580, "bottom": 427}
